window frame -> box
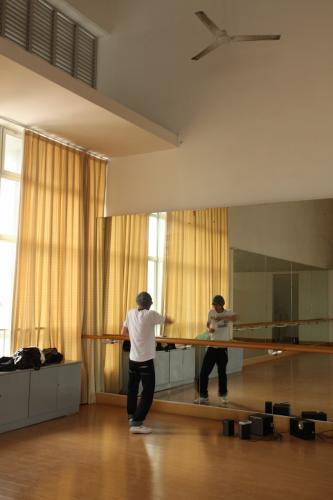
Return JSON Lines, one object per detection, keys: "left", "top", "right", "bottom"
{"left": 0, "top": 124, "right": 23, "bottom": 354}
{"left": 1, "top": 127, "right": 23, "bottom": 181}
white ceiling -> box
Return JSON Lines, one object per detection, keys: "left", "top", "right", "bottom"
{"left": 0, "top": 36, "right": 178, "bottom": 157}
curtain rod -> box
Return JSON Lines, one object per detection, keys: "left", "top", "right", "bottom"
{"left": 0, "top": 115, "right": 111, "bottom": 162}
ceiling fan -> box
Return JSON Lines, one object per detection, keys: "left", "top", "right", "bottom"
{"left": 192, "top": 11, "right": 281, "bottom": 61}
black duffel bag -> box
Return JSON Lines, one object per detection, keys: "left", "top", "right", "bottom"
{"left": 13, "top": 347, "right": 43, "bottom": 370}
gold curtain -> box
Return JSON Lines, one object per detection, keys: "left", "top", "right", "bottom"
{"left": 164, "top": 208, "right": 229, "bottom": 338}
{"left": 11, "top": 132, "right": 107, "bottom": 402}
{"left": 81, "top": 156, "right": 108, "bottom": 403}
{"left": 103, "top": 214, "right": 148, "bottom": 393}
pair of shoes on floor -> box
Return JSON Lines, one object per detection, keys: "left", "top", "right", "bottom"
{"left": 130, "top": 425, "right": 152, "bottom": 434}
{"left": 193, "top": 396, "right": 209, "bottom": 404}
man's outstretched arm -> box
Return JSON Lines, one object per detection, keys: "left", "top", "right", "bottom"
{"left": 121, "top": 326, "right": 129, "bottom": 336}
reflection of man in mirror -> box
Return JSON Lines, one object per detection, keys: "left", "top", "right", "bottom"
{"left": 194, "top": 295, "right": 237, "bottom": 405}
{"left": 121, "top": 291, "right": 173, "bottom": 434}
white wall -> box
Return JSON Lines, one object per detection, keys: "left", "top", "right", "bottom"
{"left": 233, "top": 271, "right": 273, "bottom": 341}
{"left": 94, "top": 0, "right": 333, "bottom": 215}
{"left": 69, "top": 1, "right": 333, "bottom": 343}
{"left": 229, "top": 199, "right": 333, "bottom": 269}
{"left": 298, "top": 271, "right": 329, "bottom": 342}
{"left": 66, "top": 0, "right": 113, "bottom": 32}
{"left": 328, "top": 271, "right": 333, "bottom": 343}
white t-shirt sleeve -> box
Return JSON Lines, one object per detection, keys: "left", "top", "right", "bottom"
{"left": 149, "top": 310, "right": 166, "bottom": 325}
{"left": 208, "top": 310, "right": 215, "bottom": 324}
{"left": 223, "top": 309, "right": 234, "bottom": 318}
{"left": 123, "top": 314, "right": 128, "bottom": 327}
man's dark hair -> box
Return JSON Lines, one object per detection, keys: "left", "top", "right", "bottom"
{"left": 212, "top": 295, "right": 225, "bottom": 307}
{"left": 136, "top": 291, "right": 153, "bottom": 309}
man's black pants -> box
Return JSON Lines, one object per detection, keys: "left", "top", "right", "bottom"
{"left": 197, "top": 347, "right": 228, "bottom": 397}
{"left": 127, "top": 358, "right": 155, "bottom": 426}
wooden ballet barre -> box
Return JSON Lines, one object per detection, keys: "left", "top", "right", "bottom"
{"left": 233, "top": 317, "right": 333, "bottom": 331}
{"left": 82, "top": 333, "right": 333, "bottom": 354}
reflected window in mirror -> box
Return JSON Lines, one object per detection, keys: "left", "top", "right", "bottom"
{"left": 147, "top": 212, "right": 166, "bottom": 335}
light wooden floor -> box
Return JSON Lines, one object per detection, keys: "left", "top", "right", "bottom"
{"left": 0, "top": 404, "right": 333, "bottom": 500}
{"left": 156, "top": 352, "right": 333, "bottom": 418}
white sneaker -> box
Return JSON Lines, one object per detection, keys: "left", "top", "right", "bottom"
{"left": 130, "top": 425, "right": 152, "bottom": 434}
{"left": 268, "top": 349, "right": 283, "bottom": 356}
{"left": 220, "top": 395, "right": 228, "bottom": 404}
{"left": 193, "top": 396, "right": 209, "bottom": 404}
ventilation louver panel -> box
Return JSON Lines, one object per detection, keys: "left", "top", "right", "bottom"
{"left": 2, "top": 0, "right": 29, "bottom": 48}
{"left": 76, "top": 26, "right": 96, "bottom": 87}
{"left": 0, "top": 0, "right": 97, "bottom": 88}
{"left": 30, "top": 0, "right": 53, "bottom": 62}
{"left": 54, "top": 11, "right": 75, "bottom": 75}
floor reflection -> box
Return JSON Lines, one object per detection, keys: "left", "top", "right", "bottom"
{"left": 154, "top": 352, "right": 333, "bottom": 419}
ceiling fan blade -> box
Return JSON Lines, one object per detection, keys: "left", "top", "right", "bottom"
{"left": 231, "top": 34, "right": 281, "bottom": 42}
{"left": 194, "top": 11, "right": 223, "bottom": 36}
{"left": 191, "top": 40, "right": 222, "bottom": 61}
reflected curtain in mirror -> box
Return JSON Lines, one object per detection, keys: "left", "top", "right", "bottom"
{"left": 164, "top": 208, "right": 229, "bottom": 338}
{"left": 11, "top": 132, "right": 107, "bottom": 402}
{"left": 102, "top": 214, "right": 148, "bottom": 393}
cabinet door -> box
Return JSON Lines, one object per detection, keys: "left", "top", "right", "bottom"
{"left": 0, "top": 372, "right": 29, "bottom": 425}
{"left": 121, "top": 353, "right": 129, "bottom": 394}
{"left": 182, "top": 348, "right": 195, "bottom": 383}
{"left": 57, "top": 363, "right": 80, "bottom": 411}
{"left": 155, "top": 351, "right": 170, "bottom": 390}
{"left": 170, "top": 349, "right": 196, "bottom": 385}
{"left": 226, "top": 348, "right": 243, "bottom": 374}
{"left": 29, "top": 366, "right": 58, "bottom": 416}
{"left": 170, "top": 349, "right": 184, "bottom": 384}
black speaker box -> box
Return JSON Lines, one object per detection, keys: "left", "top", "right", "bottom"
{"left": 290, "top": 417, "right": 315, "bottom": 440}
{"left": 222, "top": 419, "right": 235, "bottom": 436}
{"left": 265, "top": 401, "right": 273, "bottom": 413}
{"left": 249, "top": 413, "right": 274, "bottom": 436}
{"left": 273, "top": 402, "right": 290, "bottom": 416}
{"left": 239, "top": 421, "right": 251, "bottom": 439}
{"left": 301, "top": 411, "right": 327, "bottom": 421}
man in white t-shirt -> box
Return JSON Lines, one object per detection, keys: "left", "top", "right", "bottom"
{"left": 195, "top": 295, "right": 237, "bottom": 405}
{"left": 121, "top": 291, "right": 173, "bottom": 434}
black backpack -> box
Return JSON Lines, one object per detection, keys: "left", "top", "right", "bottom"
{"left": 43, "top": 347, "right": 63, "bottom": 364}
{"left": 13, "top": 347, "right": 42, "bottom": 370}
{"left": 0, "top": 356, "right": 15, "bottom": 372}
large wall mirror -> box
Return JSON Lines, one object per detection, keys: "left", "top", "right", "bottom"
{"left": 91, "top": 197, "right": 333, "bottom": 421}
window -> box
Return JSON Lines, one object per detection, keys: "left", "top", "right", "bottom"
{"left": 0, "top": 126, "right": 23, "bottom": 355}
{"left": 147, "top": 212, "right": 166, "bottom": 335}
